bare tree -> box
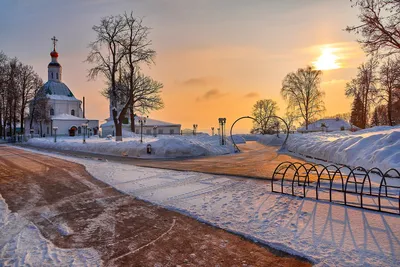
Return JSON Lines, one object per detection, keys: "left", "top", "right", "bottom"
{"left": 87, "top": 12, "right": 157, "bottom": 141}
{"left": 283, "top": 110, "right": 299, "bottom": 132}
{"left": 346, "top": 57, "right": 379, "bottom": 128}
{"left": 346, "top": 0, "right": 400, "bottom": 57}
{"left": 281, "top": 66, "right": 325, "bottom": 130}
{"left": 29, "top": 86, "right": 49, "bottom": 134}
{"left": 0, "top": 52, "right": 7, "bottom": 138}
{"left": 86, "top": 14, "right": 126, "bottom": 140}
{"left": 250, "top": 99, "right": 279, "bottom": 134}
{"left": 378, "top": 57, "right": 400, "bottom": 125}
{"left": 122, "top": 12, "right": 156, "bottom": 132}
{"left": 18, "top": 64, "right": 42, "bottom": 134}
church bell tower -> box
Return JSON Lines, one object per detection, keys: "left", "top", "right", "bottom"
{"left": 48, "top": 36, "right": 62, "bottom": 82}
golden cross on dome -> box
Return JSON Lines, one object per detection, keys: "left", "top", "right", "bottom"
{"left": 51, "top": 36, "right": 58, "bottom": 51}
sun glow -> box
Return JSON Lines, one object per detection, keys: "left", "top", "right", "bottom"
{"left": 313, "top": 47, "right": 340, "bottom": 70}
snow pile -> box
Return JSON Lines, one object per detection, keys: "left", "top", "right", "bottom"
{"left": 255, "top": 134, "right": 285, "bottom": 146}
{"left": 0, "top": 194, "right": 101, "bottom": 266}
{"left": 297, "top": 118, "right": 355, "bottom": 132}
{"left": 236, "top": 134, "right": 285, "bottom": 146}
{"left": 26, "top": 134, "right": 234, "bottom": 158}
{"left": 286, "top": 126, "right": 400, "bottom": 170}
{"left": 231, "top": 135, "right": 246, "bottom": 144}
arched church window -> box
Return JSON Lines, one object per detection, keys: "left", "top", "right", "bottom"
{"left": 50, "top": 108, "right": 54, "bottom": 116}
{"left": 71, "top": 109, "right": 75, "bottom": 116}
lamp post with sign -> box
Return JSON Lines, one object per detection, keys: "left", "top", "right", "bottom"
{"left": 153, "top": 126, "right": 158, "bottom": 137}
{"left": 138, "top": 116, "right": 147, "bottom": 143}
{"left": 218, "top": 118, "right": 226, "bottom": 145}
{"left": 53, "top": 126, "right": 58, "bottom": 143}
{"left": 81, "top": 123, "right": 88, "bottom": 143}
{"left": 193, "top": 124, "right": 198, "bottom": 135}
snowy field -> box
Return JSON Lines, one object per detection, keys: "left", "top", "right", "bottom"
{"left": 285, "top": 126, "right": 400, "bottom": 170}
{"left": 26, "top": 134, "right": 234, "bottom": 159}
{"left": 0, "top": 194, "right": 101, "bottom": 266}
{"left": 11, "top": 146, "right": 400, "bottom": 267}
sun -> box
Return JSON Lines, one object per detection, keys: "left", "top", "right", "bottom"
{"left": 313, "top": 47, "right": 340, "bottom": 70}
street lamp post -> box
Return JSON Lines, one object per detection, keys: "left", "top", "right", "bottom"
{"left": 139, "top": 116, "right": 147, "bottom": 143}
{"left": 193, "top": 124, "right": 198, "bottom": 135}
{"left": 38, "top": 119, "right": 43, "bottom": 137}
{"left": 211, "top": 127, "right": 214, "bottom": 136}
{"left": 153, "top": 126, "right": 158, "bottom": 137}
{"left": 53, "top": 126, "right": 58, "bottom": 143}
{"left": 218, "top": 118, "right": 226, "bottom": 145}
{"left": 81, "top": 123, "right": 88, "bottom": 143}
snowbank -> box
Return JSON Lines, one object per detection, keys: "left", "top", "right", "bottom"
{"left": 26, "top": 134, "right": 234, "bottom": 158}
{"left": 236, "top": 134, "right": 285, "bottom": 146}
{"left": 297, "top": 118, "right": 356, "bottom": 132}
{"left": 286, "top": 126, "right": 400, "bottom": 170}
{"left": 0, "top": 194, "right": 101, "bottom": 266}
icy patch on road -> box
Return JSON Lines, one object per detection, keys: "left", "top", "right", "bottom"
{"left": 0, "top": 194, "right": 101, "bottom": 266}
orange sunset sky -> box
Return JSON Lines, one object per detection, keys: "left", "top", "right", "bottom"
{"left": 0, "top": 0, "right": 366, "bottom": 133}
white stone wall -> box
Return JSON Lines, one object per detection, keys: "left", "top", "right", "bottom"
{"left": 101, "top": 124, "right": 181, "bottom": 137}
{"left": 26, "top": 119, "right": 99, "bottom": 136}
{"left": 48, "top": 99, "right": 82, "bottom": 117}
{"left": 48, "top": 66, "right": 62, "bottom": 81}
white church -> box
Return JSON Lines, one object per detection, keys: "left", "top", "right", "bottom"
{"left": 27, "top": 37, "right": 98, "bottom": 136}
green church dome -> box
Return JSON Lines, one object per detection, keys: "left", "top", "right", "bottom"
{"left": 42, "top": 80, "right": 75, "bottom": 98}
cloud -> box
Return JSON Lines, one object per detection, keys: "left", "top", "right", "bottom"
{"left": 321, "top": 79, "right": 348, "bottom": 85}
{"left": 244, "top": 92, "right": 259, "bottom": 98}
{"left": 181, "top": 77, "right": 208, "bottom": 87}
{"left": 196, "top": 88, "right": 227, "bottom": 102}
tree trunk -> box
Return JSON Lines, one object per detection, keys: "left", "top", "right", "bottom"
{"left": 388, "top": 93, "right": 393, "bottom": 126}
{"left": 13, "top": 99, "right": 17, "bottom": 136}
{"left": 115, "top": 122, "right": 122, "bottom": 141}
{"left": 20, "top": 101, "right": 25, "bottom": 134}
{"left": 130, "top": 104, "right": 135, "bottom": 132}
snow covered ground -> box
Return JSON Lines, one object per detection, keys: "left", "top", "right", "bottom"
{"left": 0, "top": 194, "right": 101, "bottom": 266}
{"left": 11, "top": 146, "right": 400, "bottom": 267}
{"left": 285, "top": 126, "right": 400, "bottom": 170}
{"left": 26, "top": 134, "right": 234, "bottom": 159}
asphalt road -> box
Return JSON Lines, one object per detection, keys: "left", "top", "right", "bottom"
{"left": 0, "top": 145, "right": 310, "bottom": 266}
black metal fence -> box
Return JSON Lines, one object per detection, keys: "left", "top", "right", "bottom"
{"left": 271, "top": 161, "right": 400, "bottom": 215}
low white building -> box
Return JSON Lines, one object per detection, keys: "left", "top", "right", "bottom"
{"left": 297, "top": 118, "right": 359, "bottom": 133}
{"left": 26, "top": 37, "right": 98, "bottom": 136}
{"left": 101, "top": 117, "right": 181, "bottom": 137}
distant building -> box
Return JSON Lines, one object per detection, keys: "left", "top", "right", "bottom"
{"left": 297, "top": 118, "right": 359, "bottom": 133}
{"left": 26, "top": 37, "right": 98, "bottom": 136}
{"left": 101, "top": 117, "right": 181, "bottom": 137}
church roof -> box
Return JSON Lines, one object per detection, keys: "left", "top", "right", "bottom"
{"left": 41, "top": 80, "right": 77, "bottom": 99}
{"left": 51, "top": 113, "right": 87, "bottom": 121}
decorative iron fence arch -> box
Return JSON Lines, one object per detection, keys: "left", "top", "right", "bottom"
{"left": 271, "top": 161, "right": 400, "bottom": 215}
{"left": 230, "top": 115, "right": 290, "bottom": 152}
